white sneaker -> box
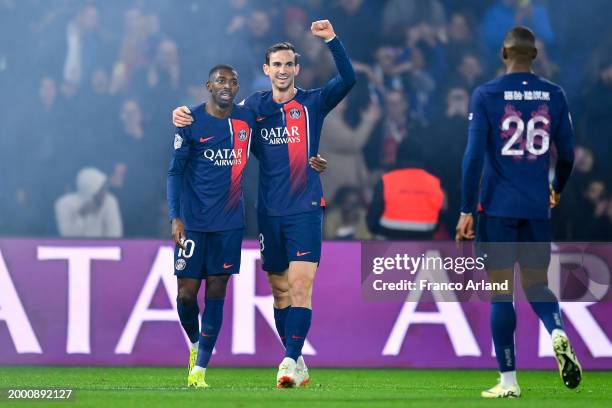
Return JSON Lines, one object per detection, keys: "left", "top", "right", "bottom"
{"left": 552, "top": 330, "right": 582, "bottom": 389}
{"left": 481, "top": 382, "right": 521, "bottom": 398}
{"left": 296, "top": 356, "right": 310, "bottom": 387}
{"left": 276, "top": 357, "right": 297, "bottom": 389}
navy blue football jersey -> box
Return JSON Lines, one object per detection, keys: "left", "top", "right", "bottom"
{"left": 167, "top": 103, "right": 255, "bottom": 231}
{"left": 461, "top": 72, "right": 575, "bottom": 219}
{"left": 243, "top": 36, "right": 355, "bottom": 216}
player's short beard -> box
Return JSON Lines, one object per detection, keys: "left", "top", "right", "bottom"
{"left": 274, "top": 77, "right": 293, "bottom": 92}
{"left": 214, "top": 93, "right": 233, "bottom": 109}
{"left": 217, "top": 99, "right": 231, "bottom": 108}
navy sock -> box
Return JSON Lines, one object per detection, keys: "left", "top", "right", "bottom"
{"left": 284, "top": 307, "right": 312, "bottom": 361}
{"left": 274, "top": 305, "right": 291, "bottom": 346}
{"left": 526, "top": 283, "right": 564, "bottom": 333}
{"left": 491, "top": 295, "right": 516, "bottom": 372}
{"left": 196, "top": 298, "right": 225, "bottom": 368}
{"left": 177, "top": 297, "right": 200, "bottom": 344}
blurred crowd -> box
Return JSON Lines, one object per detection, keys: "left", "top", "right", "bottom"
{"left": 0, "top": 0, "right": 611, "bottom": 241}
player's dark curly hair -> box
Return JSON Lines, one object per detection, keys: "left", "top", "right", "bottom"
{"left": 208, "top": 64, "right": 238, "bottom": 79}
{"left": 265, "top": 42, "right": 300, "bottom": 65}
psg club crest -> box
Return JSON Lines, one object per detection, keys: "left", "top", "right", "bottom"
{"left": 238, "top": 129, "right": 248, "bottom": 141}
{"left": 174, "top": 133, "right": 183, "bottom": 150}
{"left": 289, "top": 107, "right": 301, "bottom": 119}
{"left": 175, "top": 258, "right": 186, "bottom": 271}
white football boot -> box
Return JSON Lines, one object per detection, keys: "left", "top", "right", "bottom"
{"left": 552, "top": 329, "right": 582, "bottom": 389}
{"left": 295, "top": 355, "right": 310, "bottom": 387}
{"left": 481, "top": 382, "right": 521, "bottom": 398}
{"left": 276, "top": 357, "right": 297, "bottom": 388}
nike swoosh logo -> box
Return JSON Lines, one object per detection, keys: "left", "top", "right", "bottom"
{"left": 291, "top": 335, "right": 305, "bottom": 340}
{"left": 200, "top": 137, "right": 214, "bottom": 143}
{"left": 223, "top": 263, "right": 233, "bottom": 269}
{"left": 201, "top": 331, "right": 214, "bottom": 338}
{"left": 296, "top": 251, "right": 310, "bottom": 257}
{"left": 256, "top": 117, "right": 266, "bottom": 122}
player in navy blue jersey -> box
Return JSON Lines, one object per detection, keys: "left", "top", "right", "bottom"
{"left": 167, "top": 64, "right": 255, "bottom": 388}
{"left": 456, "top": 27, "right": 580, "bottom": 398}
{"left": 172, "top": 20, "right": 355, "bottom": 388}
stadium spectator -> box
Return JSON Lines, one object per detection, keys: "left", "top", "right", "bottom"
{"left": 452, "top": 53, "right": 484, "bottom": 90}
{"left": 367, "top": 138, "right": 444, "bottom": 240}
{"left": 429, "top": 86, "right": 470, "bottom": 236}
{"left": 382, "top": 0, "right": 447, "bottom": 43}
{"left": 397, "top": 34, "right": 439, "bottom": 124}
{"left": 581, "top": 58, "right": 612, "bottom": 184}
{"left": 480, "top": 0, "right": 554, "bottom": 60}
{"left": 327, "top": 0, "right": 382, "bottom": 63}
{"left": 63, "top": 4, "right": 112, "bottom": 87}
{"left": 325, "top": 186, "right": 371, "bottom": 240}
{"left": 283, "top": 6, "right": 310, "bottom": 46}
{"left": 445, "top": 12, "right": 478, "bottom": 68}
{"left": 575, "top": 180, "right": 609, "bottom": 241}
{"left": 364, "top": 90, "right": 425, "bottom": 171}
{"left": 2, "top": 0, "right": 612, "bottom": 242}
{"left": 105, "top": 99, "right": 166, "bottom": 237}
{"left": 111, "top": 8, "right": 153, "bottom": 93}
{"left": 368, "top": 45, "right": 404, "bottom": 94}
{"left": 551, "top": 146, "right": 596, "bottom": 240}
{"left": 148, "top": 39, "right": 181, "bottom": 92}
{"left": 532, "top": 39, "right": 558, "bottom": 80}
{"left": 320, "top": 98, "right": 381, "bottom": 201}
{"left": 55, "top": 167, "right": 122, "bottom": 238}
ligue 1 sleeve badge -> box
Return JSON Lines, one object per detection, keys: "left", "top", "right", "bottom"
{"left": 175, "top": 258, "right": 186, "bottom": 271}
{"left": 174, "top": 133, "right": 183, "bottom": 150}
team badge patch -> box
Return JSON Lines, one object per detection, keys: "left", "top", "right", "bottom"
{"left": 174, "top": 133, "right": 183, "bottom": 149}
{"left": 175, "top": 258, "right": 186, "bottom": 271}
{"left": 289, "top": 108, "right": 301, "bottom": 119}
{"left": 238, "top": 129, "right": 248, "bottom": 141}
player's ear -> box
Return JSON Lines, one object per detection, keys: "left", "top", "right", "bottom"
{"left": 531, "top": 48, "right": 538, "bottom": 61}
{"left": 501, "top": 47, "right": 508, "bottom": 61}
{"left": 263, "top": 64, "right": 270, "bottom": 76}
{"left": 205, "top": 80, "right": 212, "bottom": 93}
{"left": 294, "top": 63, "right": 300, "bottom": 77}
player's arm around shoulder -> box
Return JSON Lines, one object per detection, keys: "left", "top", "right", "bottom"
{"left": 172, "top": 106, "right": 193, "bottom": 128}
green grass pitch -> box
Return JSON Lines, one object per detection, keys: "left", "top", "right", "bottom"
{"left": 0, "top": 367, "right": 609, "bottom": 407}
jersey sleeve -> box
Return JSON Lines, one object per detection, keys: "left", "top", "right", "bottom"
{"left": 552, "top": 91, "right": 575, "bottom": 193}
{"left": 319, "top": 36, "right": 356, "bottom": 115}
{"left": 166, "top": 127, "right": 192, "bottom": 220}
{"left": 460, "top": 88, "right": 489, "bottom": 213}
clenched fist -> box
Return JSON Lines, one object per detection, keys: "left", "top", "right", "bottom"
{"left": 311, "top": 20, "right": 336, "bottom": 42}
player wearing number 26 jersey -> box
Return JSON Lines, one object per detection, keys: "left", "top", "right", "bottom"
{"left": 457, "top": 27, "right": 580, "bottom": 398}
{"left": 461, "top": 71, "right": 574, "bottom": 220}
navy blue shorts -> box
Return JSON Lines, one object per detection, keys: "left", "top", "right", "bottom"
{"left": 257, "top": 209, "right": 323, "bottom": 273}
{"left": 174, "top": 229, "right": 243, "bottom": 279}
{"left": 476, "top": 214, "right": 551, "bottom": 270}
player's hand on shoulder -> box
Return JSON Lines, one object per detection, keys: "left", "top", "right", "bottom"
{"left": 311, "top": 20, "right": 335, "bottom": 42}
{"left": 171, "top": 218, "right": 186, "bottom": 250}
{"left": 172, "top": 106, "right": 193, "bottom": 128}
{"left": 309, "top": 154, "right": 327, "bottom": 173}
{"left": 455, "top": 213, "right": 475, "bottom": 242}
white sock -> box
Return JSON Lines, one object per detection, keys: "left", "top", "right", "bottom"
{"left": 551, "top": 328, "right": 567, "bottom": 338}
{"left": 500, "top": 371, "right": 517, "bottom": 387}
{"left": 190, "top": 341, "right": 199, "bottom": 351}
{"left": 190, "top": 366, "right": 206, "bottom": 375}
